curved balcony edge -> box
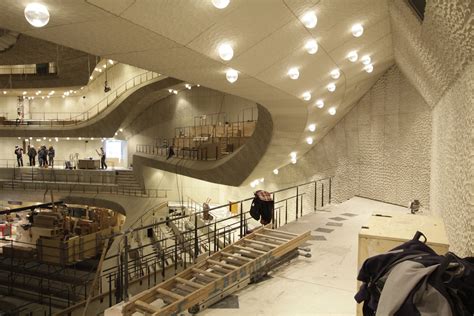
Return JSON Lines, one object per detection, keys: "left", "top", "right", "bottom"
{"left": 132, "top": 104, "right": 273, "bottom": 187}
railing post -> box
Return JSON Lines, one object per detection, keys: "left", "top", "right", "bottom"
{"left": 314, "top": 181, "right": 317, "bottom": 211}
{"left": 123, "top": 234, "right": 129, "bottom": 302}
{"left": 295, "top": 186, "right": 299, "bottom": 220}
{"left": 239, "top": 201, "right": 244, "bottom": 238}
{"left": 321, "top": 183, "right": 324, "bottom": 207}
{"left": 300, "top": 194, "right": 303, "bottom": 217}
{"left": 194, "top": 213, "right": 198, "bottom": 262}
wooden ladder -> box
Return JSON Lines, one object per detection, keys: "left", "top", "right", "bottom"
{"left": 122, "top": 226, "right": 309, "bottom": 315}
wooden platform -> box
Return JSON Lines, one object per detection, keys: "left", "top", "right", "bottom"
{"left": 122, "top": 226, "right": 310, "bottom": 315}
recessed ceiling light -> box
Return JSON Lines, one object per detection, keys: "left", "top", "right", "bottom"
{"left": 364, "top": 64, "right": 374, "bottom": 73}
{"left": 327, "top": 83, "right": 336, "bottom": 92}
{"left": 2, "top": 91, "right": 6, "bottom": 95}
{"left": 347, "top": 51, "right": 358, "bottom": 62}
{"left": 108, "top": 60, "right": 114, "bottom": 65}
{"left": 218, "top": 43, "right": 234, "bottom": 61}
{"left": 361, "top": 55, "right": 371, "bottom": 65}
{"left": 291, "top": 157, "right": 297, "bottom": 164}
{"left": 226, "top": 69, "right": 239, "bottom": 83}
{"left": 316, "top": 99, "right": 324, "bottom": 108}
{"left": 212, "top": 0, "right": 230, "bottom": 9}
{"left": 328, "top": 107, "right": 337, "bottom": 115}
{"left": 103, "top": 65, "right": 106, "bottom": 69}
{"left": 351, "top": 24, "right": 364, "bottom": 37}
{"left": 301, "top": 11, "right": 317, "bottom": 29}
{"left": 308, "top": 123, "right": 316, "bottom": 132}
{"left": 330, "top": 69, "right": 340, "bottom": 79}
{"left": 273, "top": 169, "right": 279, "bottom": 175}
{"left": 304, "top": 39, "right": 318, "bottom": 54}
{"left": 89, "top": 76, "right": 93, "bottom": 80}
{"left": 306, "top": 137, "right": 313, "bottom": 145}
{"left": 288, "top": 67, "right": 299, "bottom": 80}
{"left": 302, "top": 92, "right": 311, "bottom": 101}
{"left": 290, "top": 151, "right": 297, "bottom": 158}
{"left": 185, "top": 84, "right": 192, "bottom": 90}
{"left": 119, "top": 128, "right": 123, "bottom": 132}
{"left": 66, "top": 137, "right": 70, "bottom": 140}
{"left": 24, "top": 3, "right": 50, "bottom": 28}
{"left": 172, "top": 90, "right": 178, "bottom": 94}
{"left": 22, "top": 91, "right": 27, "bottom": 95}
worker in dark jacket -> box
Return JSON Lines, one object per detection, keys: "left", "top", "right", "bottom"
{"left": 14, "top": 145, "right": 23, "bottom": 167}
{"left": 27, "top": 145, "right": 37, "bottom": 166}
{"left": 48, "top": 145, "right": 55, "bottom": 168}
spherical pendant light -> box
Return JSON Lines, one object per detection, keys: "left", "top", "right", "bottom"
{"left": 302, "top": 92, "right": 312, "bottom": 101}
{"left": 330, "top": 68, "right": 340, "bottom": 79}
{"left": 364, "top": 64, "right": 374, "bottom": 73}
{"left": 308, "top": 123, "right": 316, "bottom": 132}
{"left": 212, "top": 0, "right": 230, "bottom": 9}
{"left": 306, "top": 137, "right": 313, "bottom": 145}
{"left": 327, "top": 83, "right": 336, "bottom": 92}
{"left": 24, "top": 3, "right": 50, "bottom": 28}
{"left": 316, "top": 100, "right": 324, "bottom": 108}
{"left": 347, "top": 51, "right": 358, "bottom": 62}
{"left": 361, "top": 55, "right": 371, "bottom": 65}
{"left": 328, "top": 107, "right": 337, "bottom": 115}
{"left": 288, "top": 67, "right": 300, "bottom": 80}
{"left": 351, "top": 24, "right": 364, "bottom": 37}
{"left": 226, "top": 69, "right": 239, "bottom": 83}
{"left": 218, "top": 43, "right": 233, "bottom": 61}
{"left": 304, "top": 39, "right": 318, "bottom": 54}
{"left": 301, "top": 11, "right": 317, "bottom": 29}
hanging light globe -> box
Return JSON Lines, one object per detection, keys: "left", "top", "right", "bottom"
{"left": 288, "top": 67, "right": 300, "bottom": 80}
{"left": 304, "top": 39, "right": 318, "bottom": 54}
{"left": 351, "top": 24, "right": 364, "bottom": 37}
{"left": 226, "top": 69, "right": 239, "bottom": 83}
{"left": 24, "top": 3, "right": 50, "bottom": 27}
{"left": 301, "top": 11, "right": 317, "bottom": 29}
{"left": 212, "top": 0, "right": 230, "bottom": 9}
{"left": 218, "top": 43, "right": 234, "bottom": 61}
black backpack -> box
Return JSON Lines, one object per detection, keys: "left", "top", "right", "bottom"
{"left": 355, "top": 231, "right": 474, "bottom": 316}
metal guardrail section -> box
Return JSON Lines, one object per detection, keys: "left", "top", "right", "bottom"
{"left": 1, "top": 71, "right": 160, "bottom": 125}
{"left": 51, "top": 177, "right": 332, "bottom": 315}
{"left": 123, "top": 226, "right": 310, "bottom": 315}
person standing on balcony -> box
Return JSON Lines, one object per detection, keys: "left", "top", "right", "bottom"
{"left": 38, "top": 145, "right": 47, "bottom": 167}
{"left": 97, "top": 147, "right": 107, "bottom": 169}
{"left": 27, "top": 145, "right": 37, "bottom": 166}
{"left": 14, "top": 145, "right": 23, "bottom": 167}
{"left": 48, "top": 145, "right": 55, "bottom": 168}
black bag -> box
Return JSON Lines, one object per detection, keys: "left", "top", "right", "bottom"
{"left": 355, "top": 231, "right": 474, "bottom": 316}
{"left": 249, "top": 197, "right": 260, "bottom": 221}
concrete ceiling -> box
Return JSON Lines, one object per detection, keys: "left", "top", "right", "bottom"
{"left": 0, "top": 0, "right": 394, "bottom": 186}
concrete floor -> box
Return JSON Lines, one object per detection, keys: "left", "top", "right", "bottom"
{"left": 199, "top": 196, "right": 407, "bottom": 316}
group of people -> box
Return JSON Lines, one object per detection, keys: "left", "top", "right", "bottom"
{"left": 14, "top": 145, "right": 55, "bottom": 167}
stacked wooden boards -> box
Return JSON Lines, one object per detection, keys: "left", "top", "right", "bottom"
{"left": 122, "top": 226, "right": 310, "bottom": 315}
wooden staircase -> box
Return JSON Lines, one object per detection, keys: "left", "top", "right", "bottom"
{"left": 122, "top": 226, "right": 310, "bottom": 315}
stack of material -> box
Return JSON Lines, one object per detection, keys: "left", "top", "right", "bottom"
{"left": 2, "top": 245, "right": 35, "bottom": 259}
{"left": 34, "top": 212, "right": 63, "bottom": 228}
{"left": 75, "top": 219, "right": 99, "bottom": 235}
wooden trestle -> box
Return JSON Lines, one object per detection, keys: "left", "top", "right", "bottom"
{"left": 122, "top": 226, "right": 310, "bottom": 315}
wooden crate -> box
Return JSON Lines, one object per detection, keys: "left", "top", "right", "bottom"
{"left": 356, "top": 212, "right": 449, "bottom": 315}
{"left": 2, "top": 245, "right": 35, "bottom": 260}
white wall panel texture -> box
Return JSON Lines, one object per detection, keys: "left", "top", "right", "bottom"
{"left": 268, "top": 65, "right": 432, "bottom": 208}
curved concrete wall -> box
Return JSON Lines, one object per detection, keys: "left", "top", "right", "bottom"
{"left": 133, "top": 104, "right": 272, "bottom": 186}
{"left": 0, "top": 77, "right": 182, "bottom": 137}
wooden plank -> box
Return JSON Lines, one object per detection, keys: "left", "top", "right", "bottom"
{"left": 245, "top": 239, "right": 277, "bottom": 248}
{"left": 174, "top": 283, "right": 195, "bottom": 293}
{"left": 135, "top": 300, "right": 160, "bottom": 314}
{"left": 263, "top": 228, "right": 298, "bottom": 237}
{"left": 208, "top": 265, "right": 232, "bottom": 274}
{"left": 255, "top": 233, "right": 290, "bottom": 242}
{"left": 207, "top": 259, "right": 240, "bottom": 270}
{"left": 175, "top": 277, "right": 203, "bottom": 289}
{"left": 192, "top": 268, "right": 221, "bottom": 279}
{"left": 254, "top": 236, "right": 283, "bottom": 245}
{"left": 220, "top": 251, "right": 252, "bottom": 262}
{"left": 156, "top": 288, "right": 183, "bottom": 301}
{"left": 233, "top": 245, "right": 266, "bottom": 254}
{"left": 234, "top": 249, "right": 259, "bottom": 258}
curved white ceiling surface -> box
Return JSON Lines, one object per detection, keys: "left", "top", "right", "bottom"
{"left": 0, "top": 0, "right": 394, "bottom": 186}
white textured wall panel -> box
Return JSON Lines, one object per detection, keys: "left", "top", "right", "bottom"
{"left": 430, "top": 63, "right": 474, "bottom": 257}
{"left": 268, "top": 65, "right": 432, "bottom": 208}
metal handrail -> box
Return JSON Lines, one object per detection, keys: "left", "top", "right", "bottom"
{"left": 0, "top": 71, "right": 160, "bottom": 126}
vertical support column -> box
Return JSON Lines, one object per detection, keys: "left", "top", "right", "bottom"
{"left": 240, "top": 202, "right": 244, "bottom": 238}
